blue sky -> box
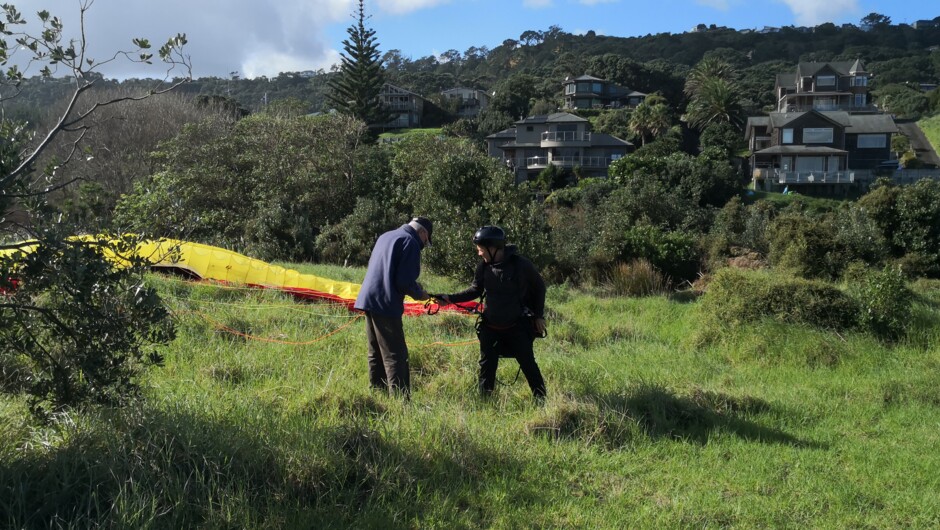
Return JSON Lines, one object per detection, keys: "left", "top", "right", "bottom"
{"left": 5, "top": 0, "right": 936, "bottom": 80}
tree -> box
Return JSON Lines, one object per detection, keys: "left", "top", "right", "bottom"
{"left": 628, "top": 94, "right": 672, "bottom": 145}
{"left": 861, "top": 13, "right": 891, "bottom": 28}
{"left": 0, "top": 2, "right": 190, "bottom": 416}
{"left": 327, "top": 0, "right": 391, "bottom": 126}
{"left": 683, "top": 77, "right": 744, "bottom": 130}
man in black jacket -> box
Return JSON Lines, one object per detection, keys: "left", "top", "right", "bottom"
{"left": 439, "top": 226, "right": 547, "bottom": 400}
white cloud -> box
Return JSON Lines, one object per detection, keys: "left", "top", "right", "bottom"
{"left": 242, "top": 48, "right": 342, "bottom": 78}
{"left": 579, "top": 0, "right": 619, "bottom": 5}
{"left": 778, "top": 0, "right": 860, "bottom": 25}
{"left": 376, "top": 0, "right": 452, "bottom": 15}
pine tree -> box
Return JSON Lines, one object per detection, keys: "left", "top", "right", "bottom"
{"left": 328, "top": 0, "right": 391, "bottom": 126}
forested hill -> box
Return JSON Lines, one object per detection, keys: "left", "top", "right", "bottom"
{"left": 6, "top": 15, "right": 940, "bottom": 122}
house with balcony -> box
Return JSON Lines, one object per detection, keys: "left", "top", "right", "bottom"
{"left": 745, "top": 109, "right": 897, "bottom": 194}
{"left": 485, "top": 112, "right": 632, "bottom": 183}
{"left": 441, "top": 87, "right": 490, "bottom": 118}
{"left": 562, "top": 75, "right": 646, "bottom": 110}
{"left": 775, "top": 59, "right": 875, "bottom": 113}
{"left": 379, "top": 83, "right": 425, "bottom": 128}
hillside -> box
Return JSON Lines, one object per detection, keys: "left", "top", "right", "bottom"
{"left": 5, "top": 17, "right": 940, "bottom": 120}
{"left": 2, "top": 268, "right": 939, "bottom": 527}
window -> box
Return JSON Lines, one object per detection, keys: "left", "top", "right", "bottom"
{"left": 782, "top": 128, "right": 794, "bottom": 144}
{"left": 857, "top": 134, "right": 886, "bottom": 148}
{"left": 853, "top": 76, "right": 868, "bottom": 87}
{"left": 854, "top": 93, "right": 866, "bottom": 107}
{"left": 816, "top": 75, "right": 836, "bottom": 87}
{"left": 592, "top": 82, "right": 602, "bottom": 93}
{"left": 526, "top": 126, "right": 534, "bottom": 132}
{"left": 565, "top": 84, "right": 575, "bottom": 95}
{"left": 803, "top": 128, "right": 833, "bottom": 143}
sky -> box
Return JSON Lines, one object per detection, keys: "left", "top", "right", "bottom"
{"left": 4, "top": 0, "right": 935, "bottom": 80}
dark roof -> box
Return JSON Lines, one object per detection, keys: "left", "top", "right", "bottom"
{"left": 485, "top": 127, "right": 517, "bottom": 140}
{"left": 846, "top": 113, "right": 897, "bottom": 134}
{"left": 515, "top": 112, "right": 589, "bottom": 125}
{"left": 763, "top": 110, "right": 896, "bottom": 134}
{"left": 567, "top": 74, "right": 604, "bottom": 82}
{"left": 795, "top": 61, "right": 860, "bottom": 77}
{"left": 745, "top": 116, "right": 770, "bottom": 140}
{"left": 591, "top": 133, "right": 632, "bottom": 147}
{"left": 768, "top": 110, "right": 846, "bottom": 128}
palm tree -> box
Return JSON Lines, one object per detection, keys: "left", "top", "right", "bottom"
{"left": 683, "top": 77, "right": 744, "bottom": 130}
{"left": 628, "top": 94, "right": 672, "bottom": 145}
{"left": 684, "top": 57, "right": 738, "bottom": 98}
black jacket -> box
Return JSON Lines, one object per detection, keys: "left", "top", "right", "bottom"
{"left": 448, "top": 245, "right": 545, "bottom": 327}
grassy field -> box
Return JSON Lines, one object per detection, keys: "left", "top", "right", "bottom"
{"left": 919, "top": 114, "right": 940, "bottom": 155}
{"left": 2, "top": 266, "right": 940, "bottom": 528}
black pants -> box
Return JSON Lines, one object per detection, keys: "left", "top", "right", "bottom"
{"left": 477, "top": 323, "right": 546, "bottom": 398}
{"left": 363, "top": 312, "right": 410, "bottom": 395}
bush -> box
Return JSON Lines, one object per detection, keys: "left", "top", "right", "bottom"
{"left": 698, "top": 268, "right": 858, "bottom": 333}
{"left": 0, "top": 234, "right": 175, "bottom": 417}
{"left": 606, "top": 259, "right": 669, "bottom": 297}
{"left": 847, "top": 265, "right": 912, "bottom": 340}
{"left": 767, "top": 213, "right": 848, "bottom": 280}
{"left": 591, "top": 223, "right": 700, "bottom": 284}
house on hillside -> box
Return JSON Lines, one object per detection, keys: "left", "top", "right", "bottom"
{"left": 774, "top": 59, "right": 874, "bottom": 113}
{"left": 441, "top": 87, "right": 490, "bottom": 118}
{"left": 380, "top": 83, "right": 425, "bottom": 128}
{"left": 485, "top": 112, "right": 632, "bottom": 183}
{"left": 745, "top": 110, "right": 897, "bottom": 194}
{"left": 562, "top": 75, "right": 646, "bottom": 110}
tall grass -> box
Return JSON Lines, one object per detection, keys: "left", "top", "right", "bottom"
{"left": 2, "top": 268, "right": 940, "bottom": 527}
{"left": 919, "top": 114, "right": 940, "bottom": 155}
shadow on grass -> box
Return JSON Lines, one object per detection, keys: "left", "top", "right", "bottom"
{"left": 598, "top": 385, "right": 825, "bottom": 448}
{"left": 525, "top": 385, "right": 823, "bottom": 450}
{"left": 0, "top": 403, "right": 537, "bottom": 529}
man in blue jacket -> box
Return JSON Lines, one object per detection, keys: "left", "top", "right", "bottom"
{"left": 354, "top": 217, "right": 432, "bottom": 396}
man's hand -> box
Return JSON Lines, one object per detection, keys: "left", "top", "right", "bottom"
{"left": 433, "top": 294, "right": 451, "bottom": 304}
{"left": 534, "top": 318, "right": 547, "bottom": 335}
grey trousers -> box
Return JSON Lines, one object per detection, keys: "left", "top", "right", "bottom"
{"left": 363, "top": 312, "right": 410, "bottom": 395}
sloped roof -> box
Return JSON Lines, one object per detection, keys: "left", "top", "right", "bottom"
{"left": 485, "top": 127, "right": 517, "bottom": 140}
{"left": 591, "top": 133, "right": 632, "bottom": 147}
{"left": 515, "top": 112, "right": 589, "bottom": 125}
{"left": 569, "top": 74, "right": 604, "bottom": 82}
{"left": 762, "top": 110, "right": 896, "bottom": 134}
{"left": 795, "top": 61, "right": 860, "bottom": 77}
{"left": 768, "top": 110, "right": 846, "bottom": 128}
{"left": 846, "top": 113, "right": 897, "bottom": 134}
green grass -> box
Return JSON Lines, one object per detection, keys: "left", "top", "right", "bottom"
{"left": 3, "top": 270, "right": 940, "bottom": 528}
{"left": 919, "top": 114, "right": 940, "bottom": 155}
{"left": 378, "top": 128, "right": 443, "bottom": 140}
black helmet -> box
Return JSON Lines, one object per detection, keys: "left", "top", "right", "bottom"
{"left": 472, "top": 225, "right": 506, "bottom": 248}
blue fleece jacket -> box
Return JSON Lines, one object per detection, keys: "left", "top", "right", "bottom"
{"left": 354, "top": 224, "right": 425, "bottom": 317}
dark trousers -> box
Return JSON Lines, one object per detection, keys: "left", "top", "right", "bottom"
{"left": 364, "top": 312, "right": 410, "bottom": 395}
{"left": 477, "top": 323, "right": 546, "bottom": 398}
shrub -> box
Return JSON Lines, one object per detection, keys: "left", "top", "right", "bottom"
{"left": 607, "top": 259, "right": 669, "bottom": 297}
{"left": 767, "top": 213, "right": 847, "bottom": 280}
{"left": 0, "top": 234, "right": 176, "bottom": 417}
{"left": 592, "top": 223, "right": 700, "bottom": 284}
{"left": 698, "top": 268, "right": 858, "bottom": 333}
{"left": 847, "top": 265, "right": 912, "bottom": 340}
